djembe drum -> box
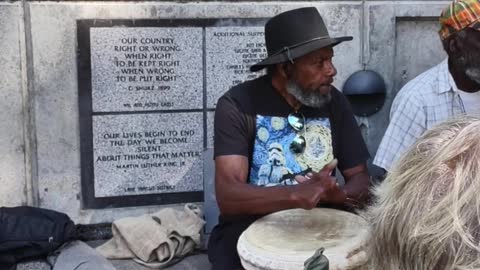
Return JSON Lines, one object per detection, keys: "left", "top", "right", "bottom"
{"left": 237, "top": 208, "right": 369, "bottom": 270}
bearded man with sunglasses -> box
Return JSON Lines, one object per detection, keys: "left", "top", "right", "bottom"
{"left": 208, "top": 7, "right": 371, "bottom": 270}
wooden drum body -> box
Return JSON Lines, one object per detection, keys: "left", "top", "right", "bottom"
{"left": 237, "top": 208, "right": 368, "bottom": 270}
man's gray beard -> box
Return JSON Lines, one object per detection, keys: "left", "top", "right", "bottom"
{"left": 452, "top": 51, "right": 480, "bottom": 87}
{"left": 465, "top": 68, "right": 480, "bottom": 85}
{"left": 286, "top": 80, "right": 331, "bottom": 108}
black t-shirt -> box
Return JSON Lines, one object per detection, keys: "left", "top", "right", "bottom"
{"left": 214, "top": 75, "right": 369, "bottom": 186}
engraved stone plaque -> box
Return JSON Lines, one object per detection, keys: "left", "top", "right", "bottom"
{"left": 90, "top": 27, "right": 203, "bottom": 112}
{"left": 206, "top": 26, "right": 266, "bottom": 108}
{"left": 93, "top": 113, "right": 203, "bottom": 197}
{"left": 78, "top": 19, "right": 265, "bottom": 208}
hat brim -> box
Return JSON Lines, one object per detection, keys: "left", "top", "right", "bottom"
{"left": 250, "top": 36, "right": 353, "bottom": 72}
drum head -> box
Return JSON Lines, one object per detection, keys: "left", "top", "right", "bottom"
{"left": 237, "top": 208, "right": 368, "bottom": 270}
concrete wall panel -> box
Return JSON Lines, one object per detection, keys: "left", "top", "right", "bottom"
{"left": 394, "top": 19, "right": 446, "bottom": 92}
{"left": 364, "top": 2, "right": 448, "bottom": 177}
{"left": 0, "top": 3, "right": 27, "bottom": 206}
{"left": 2, "top": 0, "right": 451, "bottom": 224}
{"left": 29, "top": 2, "right": 362, "bottom": 223}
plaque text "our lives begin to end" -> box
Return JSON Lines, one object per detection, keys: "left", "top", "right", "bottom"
{"left": 77, "top": 19, "right": 267, "bottom": 208}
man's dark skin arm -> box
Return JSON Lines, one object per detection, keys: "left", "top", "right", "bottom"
{"left": 215, "top": 155, "right": 339, "bottom": 216}
{"left": 297, "top": 163, "right": 370, "bottom": 209}
{"left": 341, "top": 163, "right": 371, "bottom": 208}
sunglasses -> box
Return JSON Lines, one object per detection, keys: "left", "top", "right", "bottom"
{"left": 288, "top": 112, "right": 306, "bottom": 154}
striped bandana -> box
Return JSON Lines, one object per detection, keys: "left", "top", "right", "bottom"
{"left": 439, "top": 0, "right": 480, "bottom": 40}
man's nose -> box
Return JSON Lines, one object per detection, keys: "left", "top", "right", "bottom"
{"left": 324, "top": 60, "right": 337, "bottom": 77}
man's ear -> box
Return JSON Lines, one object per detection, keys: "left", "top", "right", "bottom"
{"left": 447, "top": 36, "right": 464, "bottom": 55}
{"left": 278, "top": 63, "right": 291, "bottom": 78}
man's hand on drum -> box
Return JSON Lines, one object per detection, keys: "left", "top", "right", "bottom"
{"left": 293, "top": 159, "right": 347, "bottom": 209}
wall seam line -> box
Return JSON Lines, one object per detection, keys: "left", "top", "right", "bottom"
{"left": 20, "top": 0, "right": 39, "bottom": 207}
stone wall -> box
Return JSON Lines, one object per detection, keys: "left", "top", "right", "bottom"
{"left": 0, "top": 1, "right": 449, "bottom": 231}
{"left": 0, "top": 3, "right": 28, "bottom": 207}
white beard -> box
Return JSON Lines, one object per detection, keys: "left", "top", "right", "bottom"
{"left": 466, "top": 68, "right": 480, "bottom": 85}
{"left": 286, "top": 80, "right": 331, "bottom": 108}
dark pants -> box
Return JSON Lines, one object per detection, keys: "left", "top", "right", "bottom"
{"left": 208, "top": 215, "right": 261, "bottom": 270}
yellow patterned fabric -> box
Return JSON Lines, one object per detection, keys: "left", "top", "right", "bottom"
{"left": 296, "top": 123, "right": 334, "bottom": 172}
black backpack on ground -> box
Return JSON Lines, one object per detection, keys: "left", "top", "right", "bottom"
{"left": 0, "top": 206, "right": 76, "bottom": 270}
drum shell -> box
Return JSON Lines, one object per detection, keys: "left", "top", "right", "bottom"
{"left": 237, "top": 208, "right": 369, "bottom": 270}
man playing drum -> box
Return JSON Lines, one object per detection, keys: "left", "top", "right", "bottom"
{"left": 208, "top": 7, "right": 371, "bottom": 270}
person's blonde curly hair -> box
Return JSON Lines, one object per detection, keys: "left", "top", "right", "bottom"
{"left": 365, "top": 117, "right": 480, "bottom": 270}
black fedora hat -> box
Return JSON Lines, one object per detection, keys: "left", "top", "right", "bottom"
{"left": 250, "top": 7, "right": 353, "bottom": 72}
